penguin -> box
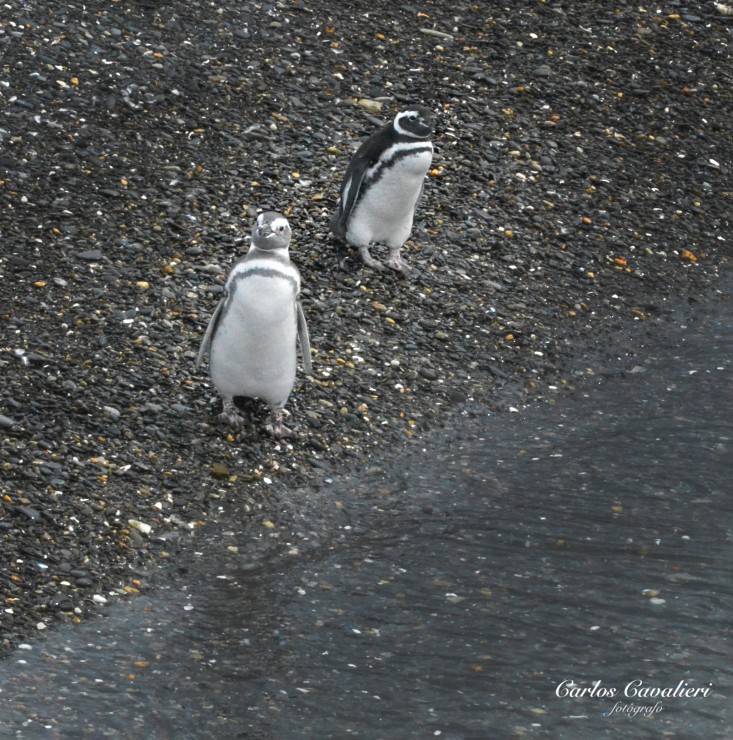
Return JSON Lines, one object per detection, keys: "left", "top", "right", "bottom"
{"left": 195, "top": 211, "right": 312, "bottom": 438}
{"left": 331, "top": 104, "right": 436, "bottom": 274}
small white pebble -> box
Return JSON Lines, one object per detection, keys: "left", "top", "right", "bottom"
{"left": 129, "top": 519, "right": 152, "bottom": 535}
{"left": 92, "top": 594, "right": 107, "bottom": 605}
{"left": 36, "top": 622, "right": 46, "bottom": 630}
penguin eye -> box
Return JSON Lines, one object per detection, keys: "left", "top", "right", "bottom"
{"left": 408, "top": 113, "right": 417, "bottom": 120}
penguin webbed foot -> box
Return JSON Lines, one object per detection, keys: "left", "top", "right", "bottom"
{"left": 385, "top": 249, "right": 413, "bottom": 275}
{"left": 358, "top": 245, "right": 386, "bottom": 272}
{"left": 218, "top": 398, "right": 246, "bottom": 429}
{"left": 357, "top": 245, "right": 413, "bottom": 275}
{"left": 265, "top": 408, "right": 293, "bottom": 439}
{"left": 218, "top": 411, "right": 246, "bottom": 429}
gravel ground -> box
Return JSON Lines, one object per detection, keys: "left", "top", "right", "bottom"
{"left": 1, "top": 0, "right": 731, "bottom": 653}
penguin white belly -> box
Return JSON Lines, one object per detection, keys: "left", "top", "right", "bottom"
{"left": 210, "top": 277, "right": 297, "bottom": 407}
{"left": 347, "top": 149, "right": 433, "bottom": 248}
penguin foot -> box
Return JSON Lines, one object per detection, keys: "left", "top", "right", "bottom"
{"left": 265, "top": 420, "right": 294, "bottom": 439}
{"left": 218, "top": 399, "right": 245, "bottom": 429}
{"left": 264, "top": 409, "right": 293, "bottom": 439}
{"left": 358, "top": 245, "right": 386, "bottom": 272}
{"left": 218, "top": 411, "right": 246, "bottom": 429}
{"left": 385, "top": 250, "right": 413, "bottom": 274}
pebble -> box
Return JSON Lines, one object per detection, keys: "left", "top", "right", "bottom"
{"left": 77, "top": 249, "right": 103, "bottom": 261}
{"left": 18, "top": 506, "right": 41, "bottom": 520}
{"left": 211, "top": 464, "right": 229, "bottom": 479}
{"left": 357, "top": 99, "right": 383, "bottom": 114}
{"left": 128, "top": 519, "right": 152, "bottom": 536}
{"left": 103, "top": 406, "right": 121, "bottom": 421}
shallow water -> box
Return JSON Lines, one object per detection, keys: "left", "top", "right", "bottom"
{"left": 1, "top": 280, "right": 731, "bottom": 739}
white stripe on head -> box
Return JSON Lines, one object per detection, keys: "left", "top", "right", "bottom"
{"left": 269, "top": 216, "right": 289, "bottom": 233}
{"left": 393, "top": 109, "right": 422, "bottom": 137}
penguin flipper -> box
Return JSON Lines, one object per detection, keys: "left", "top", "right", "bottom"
{"left": 296, "top": 301, "right": 312, "bottom": 376}
{"left": 332, "top": 167, "right": 364, "bottom": 239}
{"left": 332, "top": 132, "right": 389, "bottom": 238}
{"left": 195, "top": 295, "right": 226, "bottom": 371}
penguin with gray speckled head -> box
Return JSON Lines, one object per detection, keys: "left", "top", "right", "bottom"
{"left": 331, "top": 104, "right": 436, "bottom": 274}
{"left": 195, "top": 211, "right": 312, "bottom": 438}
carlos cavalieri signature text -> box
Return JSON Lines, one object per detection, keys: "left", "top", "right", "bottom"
{"left": 556, "top": 679, "right": 712, "bottom": 699}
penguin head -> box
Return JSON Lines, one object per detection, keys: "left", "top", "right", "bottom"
{"left": 251, "top": 211, "right": 292, "bottom": 252}
{"left": 393, "top": 105, "right": 436, "bottom": 139}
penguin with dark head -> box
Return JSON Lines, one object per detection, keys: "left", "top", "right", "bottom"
{"left": 332, "top": 104, "right": 436, "bottom": 274}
